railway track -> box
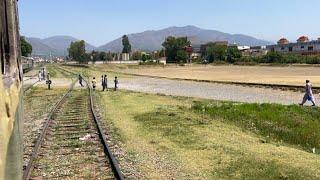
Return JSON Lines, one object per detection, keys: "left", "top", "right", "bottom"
{"left": 23, "top": 81, "right": 124, "bottom": 179}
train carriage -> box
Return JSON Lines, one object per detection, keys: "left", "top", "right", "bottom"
{"left": 0, "top": 0, "right": 23, "bottom": 179}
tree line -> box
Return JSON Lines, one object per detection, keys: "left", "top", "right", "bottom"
{"left": 237, "top": 52, "right": 320, "bottom": 64}
{"left": 67, "top": 35, "right": 320, "bottom": 65}
{"left": 68, "top": 40, "right": 117, "bottom": 63}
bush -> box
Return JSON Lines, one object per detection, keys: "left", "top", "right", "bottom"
{"left": 235, "top": 53, "right": 320, "bottom": 65}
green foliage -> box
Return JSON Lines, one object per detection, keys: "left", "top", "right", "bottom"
{"left": 193, "top": 101, "right": 320, "bottom": 150}
{"left": 206, "top": 43, "right": 228, "bottom": 62}
{"left": 162, "top": 36, "right": 191, "bottom": 63}
{"left": 68, "top": 40, "right": 87, "bottom": 63}
{"left": 20, "top": 36, "right": 32, "bottom": 57}
{"left": 226, "top": 47, "right": 242, "bottom": 63}
{"left": 263, "top": 51, "right": 283, "bottom": 63}
{"left": 135, "top": 106, "right": 203, "bottom": 149}
{"left": 176, "top": 50, "right": 188, "bottom": 63}
{"left": 159, "top": 49, "right": 165, "bottom": 57}
{"left": 122, "top": 35, "right": 132, "bottom": 53}
{"left": 106, "top": 52, "right": 113, "bottom": 61}
{"left": 99, "top": 52, "right": 107, "bottom": 61}
{"left": 90, "top": 50, "right": 99, "bottom": 62}
{"left": 236, "top": 52, "right": 320, "bottom": 64}
{"left": 141, "top": 53, "right": 151, "bottom": 62}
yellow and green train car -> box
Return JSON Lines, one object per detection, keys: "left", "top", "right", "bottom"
{"left": 0, "top": 0, "right": 23, "bottom": 179}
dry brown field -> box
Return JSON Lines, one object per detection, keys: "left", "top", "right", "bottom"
{"left": 115, "top": 65, "right": 320, "bottom": 87}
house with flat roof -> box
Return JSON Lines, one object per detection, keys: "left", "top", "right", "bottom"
{"left": 267, "top": 36, "right": 320, "bottom": 55}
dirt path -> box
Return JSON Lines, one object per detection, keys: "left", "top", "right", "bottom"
{"left": 118, "top": 76, "right": 316, "bottom": 105}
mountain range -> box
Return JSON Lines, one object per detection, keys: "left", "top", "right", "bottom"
{"left": 26, "top": 36, "right": 96, "bottom": 56}
{"left": 26, "top": 26, "right": 271, "bottom": 56}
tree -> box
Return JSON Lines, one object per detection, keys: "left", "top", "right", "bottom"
{"left": 68, "top": 40, "right": 86, "bottom": 63}
{"left": 90, "top": 50, "right": 99, "bottom": 63}
{"left": 99, "top": 52, "right": 107, "bottom": 61}
{"left": 159, "top": 49, "right": 165, "bottom": 57}
{"left": 176, "top": 50, "right": 188, "bottom": 63}
{"left": 106, "top": 52, "right": 113, "bottom": 61}
{"left": 122, "top": 35, "right": 132, "bottom": 53}
{"left": 162, "top": 36, "right": 190, "bottom": 63}
{"left": 20, "top": 36, "right": 32, "bottom": 57}
{"left": 264, "top": 51, "right": 283, "bottom": 63}
{"left": 206, "top": 43, "right": 227, "bottom": 62}
{"left": 141, "top": 53, "right": 151, "bottom": 62}
{"left": 226, "top": 47, "right": 241, "bottom": 63}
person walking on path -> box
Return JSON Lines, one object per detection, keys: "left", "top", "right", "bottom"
{"left": 42, "top": 68, "right": 46, "bottom": 81}
{"left": 101, "top": 75, "right": 104, "bottom": 89}
{"left": 92, "top": 77, "right": 97, "bottom": 91}
{"left": 114, "top": 76, "right": 119, "bottom": 91}
{"left": 300, "top": 80, "right": 316, "bottom": 106}
{"left": 38, "top": 71, "right": 42, "bottom": 82}
{"left": 79, "top": 74, "right": 84, "bottom": 87}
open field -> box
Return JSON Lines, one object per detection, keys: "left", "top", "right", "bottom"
{"left": 106, "top": 64, "right": 320, "bottom": 87}
{"left": 52, "top": 64, "right": 316, "bottom": 105}
{"left": 96, "top": 90, "right": 320, "bottom": 179}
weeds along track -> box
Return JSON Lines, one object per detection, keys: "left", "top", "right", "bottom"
{"left": 23, "top": 83, "right": 124, "bottom": 180}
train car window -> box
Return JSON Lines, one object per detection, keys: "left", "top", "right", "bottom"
{"left": 1, "top": 34, "right": 5, "bottom": 74}
{"left": 2, "top": 0, "right": 11, "bottom": 75}
{"left": 1, "top": 1, "right": 3, "bottom": 74}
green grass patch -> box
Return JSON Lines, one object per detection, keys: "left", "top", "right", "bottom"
{"left": 134, "top": 106, "right": 207, "bottom": 149}
{"left": 101, "top": 91, "right": 320, "bottom": 179}
{"left": 192, "top": 101, "right": 320, "bottom": 151}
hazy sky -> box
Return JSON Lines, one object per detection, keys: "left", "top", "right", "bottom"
{"left": 19, "top": 0, "right": 320, "bottom": 46}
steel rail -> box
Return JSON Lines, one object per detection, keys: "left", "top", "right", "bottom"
{"left": 22, "top": 81, "right": 76, "bottom": 180}
{"left": 84, "top": 78, "right": 125, "bottom": 180}
{"left": 56, "top": 65, "right": 125, "bottom": 179}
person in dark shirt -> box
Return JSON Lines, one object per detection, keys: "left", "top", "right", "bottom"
{"left": 114, "top": 76, "right": 119, "bottom": 91}
{"left": 101, "top": 75, "right": 108, "bottom": 91}
{"left": 79, "top": 74, "right": 84, "bottom": 87}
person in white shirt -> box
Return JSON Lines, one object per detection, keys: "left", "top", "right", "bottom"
{"left": 38, "top": 71, "right": 42, "bottom": 82}
{"left": 299, "top": 80, "right": 316, "bottom": 106}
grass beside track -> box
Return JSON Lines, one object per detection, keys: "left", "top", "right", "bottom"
{"left": 192, "top": 101, "right": 320, "bottom": 151}
{"left": 97, "top": 90, "right": 320, "bottom": 179}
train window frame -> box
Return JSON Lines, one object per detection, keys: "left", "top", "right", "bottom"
{"left": 1, "top": 34, "right": 5, "bottom": 74}
{"left": 1, "top": 0, "right": 12, "bottom": 76}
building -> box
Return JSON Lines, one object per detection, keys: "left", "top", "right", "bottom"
{"left": 228, "top": 44, "right": 267, "bottom": 57}
{"left": 250, "top": 46, "right": 268, "bottom": 57}
{"left": 267, "top": 36, "right": 320, "bottom": 55}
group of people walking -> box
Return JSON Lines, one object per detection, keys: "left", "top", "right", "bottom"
{"left": 38, "top": 68, "right": 48, "bottom": 82}
{"left": 78, "top": 74, "right": 119, "bottom": 91}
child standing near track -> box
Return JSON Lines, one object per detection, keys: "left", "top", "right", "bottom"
{"left": 92, "top": 77, "right": 97, "bottom": 91}
{"left": 114, "top": 76, "right": 119, "bottom": 91}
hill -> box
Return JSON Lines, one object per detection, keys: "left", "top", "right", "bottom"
{"left": 98, "top": 25, "right": 271, "bottom": 52}
{"left": 26, "top": 36, "right": 96, "bottom": 56}
{"left": 26, "top": 26, "right": 272, "bottom": 55}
